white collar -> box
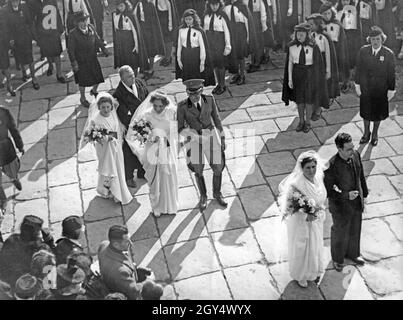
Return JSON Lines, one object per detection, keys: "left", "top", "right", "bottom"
{"left": 372, "top": 46, "right": 381, "bottom": 56}
{"left": 122, "top": 81, "right": 138, "bottom": 97}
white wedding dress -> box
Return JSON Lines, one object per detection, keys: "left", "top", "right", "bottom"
{"left": 279, "top": 151, "right": 327, "bottom": 282}
{"left": 126, "top": 93, "right": 179, "bottom": 216}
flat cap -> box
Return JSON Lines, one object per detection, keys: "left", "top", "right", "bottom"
{"left": 368, "top": 26, "right": 385, "bottom": 37}
{"left": 62, "top": 215, "right": 83, "bottom": 234}
{"left": 183, "top": 79, "right": 205, "bottom": 92}
{"left": 14, "top": 274, "right": 40, "bottom": 300}
{"left": 294, "top": 22, "right": 312, "bottom": 32}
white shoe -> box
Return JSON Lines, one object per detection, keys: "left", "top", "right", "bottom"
{"left": 297, "top": 280, "right": 308, "bottom": 288}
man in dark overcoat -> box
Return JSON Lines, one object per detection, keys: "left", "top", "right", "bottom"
{"left": 324, "top": 133, "right": 368, "bottom": 272}
{"left": 355, "top": 26, "right": 396, "bottom": 147}
{"left": 113, "top": 65, "right": 148, "bottom": 188}
{"left": 177, "top": 79, "right": 227, "bottom": 211}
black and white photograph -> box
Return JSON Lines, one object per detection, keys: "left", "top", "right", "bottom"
{"left": 1, "top": 0, "right": 403, "bottom": 304}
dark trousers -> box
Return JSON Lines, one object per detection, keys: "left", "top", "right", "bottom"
{"left": 330, "top": 209, "right": 362, "bottom": 264}
{"left": 122, "top": 140, "right": 145, "bottom": 181}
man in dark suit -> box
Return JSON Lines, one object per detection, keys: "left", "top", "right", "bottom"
{"left": 324, "top": 133, "right": 369, "bottom": 272}
{"left": 113, "top": 65, "right": 148, "bottom": 188}
{"left": 177, "top": 79, "right": 227, "bottom": 211}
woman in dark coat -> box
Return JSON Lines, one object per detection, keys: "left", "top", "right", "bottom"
{"left": 0, "top": 6, "right": 15, "bottom": 96}
{"left": 321, "top": 3, "right": 351, "bottom": 92}
{"left": 67, "top": 11, "right": 109, "bottom": 108}
{"left": 112, "top": 0, "right": 148, "bottom": 75}
{"left": 203, "top": 0, "right": 232, "bottom": 94}
{"left": 355, "top": 26, "right": 396, "bottom": 146}
{"left": 176, "top": 8, "right": 215, "bottom": 86}
{"left": 306, "top": 13, "right": 339, "bottom": 120}
{"left": 5, "top": 0, "right": 40, "bottom": 90}
{"left": 29, "top": 0, "right": 66, "bottom": 83}
{"left": 282, "top": 22, "right": 328, "bottom": 133}
{"left": 133, "top": 0, "right": 166, "bottom": 79}
{"left": 222, "top": 0, "right": 259, "bottom": 85}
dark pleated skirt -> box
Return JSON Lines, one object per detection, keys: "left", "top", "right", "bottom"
{"left": 233, "top": 22, "right": 248, "bottom": 59}
{"left": 206, "top": 31, "right": 225, "bottom": 69}
{"left": 157, "top": 9, "right": 172, "bottom": 42}
{"left": 0, "top": 38, "right": 9, "bottom": 70}
{"left": 38, "top": 31, "right": 62, "bottom": 58}
{"left": 74, "top": 56, "right": 104, "bottom": 87}
{"left": 292, "top": 64, "right": 315, "bottom": 105}
{"left": 14, "top": 32, "right": 33, "bottom": 65}
{"left": 181, "top": 46, "right": 202, "bottom": 81}
{"left": 360, "top": 91, "right": 389, "bottom": 121}
{"left": 141, "top": 23, "right": 160, "bottom": 58}
{"left": 345, "top": 29, "right": 362, "bottom": 69}
{"left": 114, "top": 30, "right": 139, "bottom": 69}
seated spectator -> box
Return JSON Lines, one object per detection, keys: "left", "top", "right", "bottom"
{"left": 141, "top": 280, "right": 163, "bottom": 300}
{"left": 54, "top": 216, "right": 85, "bottom": 265}
{"left": 98, "top": 225, "right": 152, "bottom": 300}
{"left": 104, "top": 292, "right": 127, "bottom": 300}
{"left": 0, "top": 215, "right": 55, "bottom": 286}
{"left": 0, "top": 280, "right": 13, "bottom": 300}
{"left": 14, "top": 274, "right": 41, "bottom": 300}
{"left": 47, "top": 256, "right": 87, "bottom": 300}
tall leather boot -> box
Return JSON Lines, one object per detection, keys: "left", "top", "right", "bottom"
{"left": 213, "top": 174, "right": 227, "bottom": 208}
{"left": 195, "top": 175, "right": 208, "bottom": 211}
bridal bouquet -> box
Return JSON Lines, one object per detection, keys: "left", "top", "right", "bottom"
{"left": 283, "top": 188, "right": 323, "bottom": 221}
{"left": 131, "top": 119, "right": 153, "bottom": 145}
{"left": 83, "top": 122, "right": 113, "bottom": 144}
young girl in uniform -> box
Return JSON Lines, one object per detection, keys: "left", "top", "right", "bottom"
{"left": 176, "top": 9, "right": 215, "bottom": 86}
{"left": 203, "top": 0, "right": 232, "bottom": 94}
{"left": 282, "top": 22, "right": 328, "bottom": 133}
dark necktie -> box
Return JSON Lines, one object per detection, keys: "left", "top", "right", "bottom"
{"left": 118, "top": 14, "right": 124, "bottom": 30}
{"left": 186, "top": 26, "right": 192, "bottom": 48}
{"left": 69, "top": 0, "right": 73, "bottom": 13}
{"left": 230, "top": 5, "right": 235, "bottom": 23}
{"left": 209, "top": 13, "right": 215, "bottom": 31}
{"left": 196, "top": 103, "right": 201, "bottom": 112}
{"left": 299, "top": 46, "right": 306, "bottom": 65}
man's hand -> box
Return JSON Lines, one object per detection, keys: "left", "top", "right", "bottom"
{"left": 287, "top": 8, "right": 293, "bottom": 16}
{"left": 348, "top": 190, "right": 359, "bottom": 200}
{"left": 72, "top": 62, "right": 79, "bottom": 73}
{"left": 223, "top": 46, "right": 231, "bottom": 56}
{"left": 133, "top": 46, "right": 138, "bottom": 53}
{"left": 326, "top": 71, "right": 331, "bottom": 80}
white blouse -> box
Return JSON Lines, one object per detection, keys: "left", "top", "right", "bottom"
{"left": 177, "top": 27, "right": 206, "bottom": 64}
{"left": 223, "top": 5, "right": 249, "bottom": 41}
{"left": 289, "top": 44, "right": 314, "bottom": 65}
{"left": 203, "top": 14, "right": 231, "bottom": 49}
{"left": 113, "top": 13, "right": 138, "bottom": 51}
{"left": 337, "top": 5, "right": 358, "bottom": 30}
{"left": 324, "top": 23, "right": 341, "bottom": 42}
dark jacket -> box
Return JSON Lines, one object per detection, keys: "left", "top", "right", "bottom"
{"left": 177, "top": 94, "right": 224, "bottom": 136}
{"left": 324, "top": 151, "right": 369, "bottom": 216}
{"left": 97, "top": 241, "right": 141, "bottom": 300}
{"left": 0, "top": 106, "right": 24, "bottom": 166}
{"left": 0, "top": 234, "right": 53, "bottom": 286}
{"left": 113, "top": 79, "right": 149, "bottom": 129}
{"left": 54, "top": 237, "right": 83, "bottom": 265}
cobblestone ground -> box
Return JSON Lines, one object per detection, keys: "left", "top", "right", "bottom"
{"left": 1, "top": 16, "right": 403, "bottom": 300}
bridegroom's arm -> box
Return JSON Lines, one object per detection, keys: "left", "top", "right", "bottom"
{"left": 113, "top": 91, "right": 131, "bottom": 128}
{"left": 324, "top": 161, "right": 349, "bottom": 201}
{"left": 357, "top": 152, "right": 368, "bottom": 198}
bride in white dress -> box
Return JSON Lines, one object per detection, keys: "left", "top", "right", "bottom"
{"left": 278, "top": 150, "right": 327, "bottom": 288}
{"left": 126, "top": 92, "right": 178, "bottom": 217}
{"left": 79, "top": 93, "right": 133, "bottom": 205}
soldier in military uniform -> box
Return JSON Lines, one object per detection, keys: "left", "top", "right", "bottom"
{"left": 177, "top": 79, "right": 227, "bottom": 211}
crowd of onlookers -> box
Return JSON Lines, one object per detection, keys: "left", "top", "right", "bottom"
{"left": 0, "top": 214, "right": 165, "bottom": 300}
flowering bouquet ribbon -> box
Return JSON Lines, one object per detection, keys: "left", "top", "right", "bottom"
{"left": 283, "top": 187, "right": 324, "bottom": 222}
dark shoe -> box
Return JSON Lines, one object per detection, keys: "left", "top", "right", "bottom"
{"left": 32, "top": 82, "right": 40, "bottom": 90}
{"left": 296, "top": 122, "right": 305, "bottom": 132}
{"left": 303, "top": 123, "right": 311, "bottom": 133}
{"left": 195, "top": 175, "right": 208, "bottom": 211}
{"left": 230, "top": 74, "right": 240, "bottom": 84}
{"left": 359, "top": 133, "right": 371, "bottom": 144}
{"left": 7, "top": 85, "right": 16, "bottom": 97}
{"left": 333, "top": 261, "right": 344, "bottom": 272}
{"left": 215, "top": 86, "right": 226, "bottom": 95}
{"left": 370, "top": 137, "right": 378, "bottom": 146}
{"left": 314, "top": 276, "right": 321, "bottom": 285}
{"left": 90, "top": 89, "right": 98, "bottom": 98}
{"left": 212, "top": 85, "right": 220, "bottom": 95}
{"left": 213, "top": 175, "right": 227, "bottom": 208}
{"left": 126, "top": 179, "right": 137, "bottom": 188}
{"left": 57, "top": 76, "right": 66, "bottom": 84}
{"left": 47, "top": 68, "right": 53, "bottom": 76}
{"left": 351, "top": 257, "right": 365, "bottom": 266}
{"left": 236, "top": 75, "right": 246, "bottom": 85}
{"left": 13, "top": 179, "right": 22, "bottom": 191}
{"left": 311, "top": 111, "right": 321, "bottom": 121}
{"left": 80, "top": 98, "right": 90, "bottom": 108}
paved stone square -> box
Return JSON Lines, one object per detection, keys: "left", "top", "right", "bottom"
{"left": 1, "top": 17, "right": 403, "bottom": 300}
